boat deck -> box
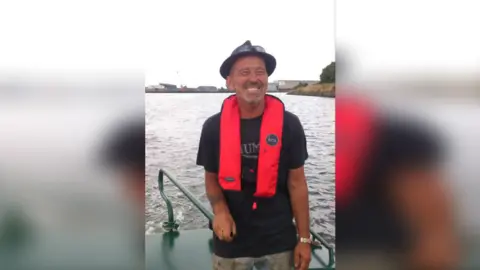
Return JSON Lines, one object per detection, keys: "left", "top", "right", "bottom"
{"left": 146, "top": 229, "right": 335, "bottom": 270}
{"left": 152, "top": 169, "right": 335, "bottom": 269}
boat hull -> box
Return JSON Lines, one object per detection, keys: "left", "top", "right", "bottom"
{"left": 146, "top": 229, "right": 335, "bottom": 270}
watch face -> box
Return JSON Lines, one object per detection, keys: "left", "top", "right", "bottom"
{"left": 300, "top": 238, "right": 311, "bottom": 243}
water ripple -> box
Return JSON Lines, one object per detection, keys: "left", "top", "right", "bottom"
{"left": 146, "top": 93, "right": 335, "bottom": 244}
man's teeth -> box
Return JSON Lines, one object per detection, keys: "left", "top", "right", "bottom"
{"left": 248, "top": 88, "right": 260, "bottom": 92}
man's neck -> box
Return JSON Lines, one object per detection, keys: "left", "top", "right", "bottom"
{"left": 238, "top": 100, "right": 264, "bottom": 119}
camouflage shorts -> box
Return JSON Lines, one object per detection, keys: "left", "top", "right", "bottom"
{"left": 212, "top": 251, "right": 293, "bottom": 270}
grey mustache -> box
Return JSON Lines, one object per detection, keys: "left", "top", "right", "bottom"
{"left": 244, "top": 83, "right": 263, "bottom": 88}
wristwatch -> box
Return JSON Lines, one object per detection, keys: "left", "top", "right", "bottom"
{"left": 299, "top": 237, "right": 312, "bottom": 244}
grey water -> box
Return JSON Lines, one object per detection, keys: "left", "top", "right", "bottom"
{"left": 145, "top": 93, "right": 335, "bottom": 244}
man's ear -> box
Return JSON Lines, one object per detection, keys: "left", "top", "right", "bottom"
{"left": 226, "top": 76, "right": 233, "bottom": 90}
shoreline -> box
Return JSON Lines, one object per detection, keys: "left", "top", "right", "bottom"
{"left": 286, "top": 83, "right": 335, "bottom": 98}
{"left": 145, "top": 90, "right": 291, "bottom": 94}
{"left": 287, "top": 91, "right": 335, "bottom": 98}
{"left": 145, "top": 84, "right": 335, "bottom": 97}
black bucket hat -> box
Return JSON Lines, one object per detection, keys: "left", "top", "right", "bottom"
{"left": 219, "top": 40, "right": 276, "bottom": 79}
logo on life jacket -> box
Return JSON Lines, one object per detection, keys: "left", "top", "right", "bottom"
{"left": 218, "top": 94, "right": 284, "bottom": 198}
{"left": 266, "top": 134, "right": 279, "bottom": 146}
{"left": 336, "top": 94, "right": 376, "bottom": 208}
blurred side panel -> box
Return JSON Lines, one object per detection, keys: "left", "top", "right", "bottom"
{"left": 0, "top": 0, "right": 148, "bottom": 268}
{"left": 0, "top": 70, "right": 145, "bottom": 270}
{"left": 336, "top": 0, "right": 480, "bottom": 269}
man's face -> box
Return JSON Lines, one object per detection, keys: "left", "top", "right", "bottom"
{"left": 227, "top": 55, "right": 268, "bottom": 105}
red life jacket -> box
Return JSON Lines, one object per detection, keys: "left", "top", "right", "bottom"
{"left": 336, "top": 94, "right": 376, "bottom": 208}
{"left": 218, "top": 94, "right": 284, "bottom": 198}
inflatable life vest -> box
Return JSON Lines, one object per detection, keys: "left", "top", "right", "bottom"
{"left": 336, "top": 94, "right": 377, "bottom": 208}
{"left": 218, "top": 94, "right": 284, "bottom": 198}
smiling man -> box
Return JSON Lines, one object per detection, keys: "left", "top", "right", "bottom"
{"left": 196, "top": 41, "right": 312, "bottom": 270}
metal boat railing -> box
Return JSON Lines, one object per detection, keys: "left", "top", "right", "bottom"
{"left": 157, "top": 168, "right": 335, "bottom": 267}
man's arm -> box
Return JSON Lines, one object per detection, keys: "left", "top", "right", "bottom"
{"left": 205, "top": 171, "right": 230, "bottom": 215}
{"left": 196, "top": 117, "right": 230, "bottom": 215}
{"left": 286, "top": 114, "right": 310, "bottom": 238}
{"left": 288, "top": 167, "right": 310, "bottom": 238}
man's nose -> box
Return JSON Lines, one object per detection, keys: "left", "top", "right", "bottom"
{"left": 248, "top": 73, "right": 260, "bottom": 82}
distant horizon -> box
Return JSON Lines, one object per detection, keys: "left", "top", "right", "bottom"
{"left": 145, "top": 77, "right": 324, "bottom": 88}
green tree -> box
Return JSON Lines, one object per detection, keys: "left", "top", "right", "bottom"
{"left": 320, "top": 61, "right": 335, "bottom": 83}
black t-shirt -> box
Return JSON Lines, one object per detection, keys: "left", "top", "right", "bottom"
{"left": 336, "top": 115, "right": 442, "bottom": 252}
{"left": 196, "top": 111, "right": 308, "bottom": 258}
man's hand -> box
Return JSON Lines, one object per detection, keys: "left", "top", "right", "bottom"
{"left": 288, "top": 166, "right": 311, "bottom": 270}
{"left": 204, "top": 171, "right": 236, "bottom": 242}
{"left": 212, "top": 211, "right": 236, "bottom": 242}
{"left": 293, "top": 242, "right": 311, "bottom": 270}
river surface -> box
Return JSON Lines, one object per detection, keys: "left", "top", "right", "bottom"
{"left": 145, "top": 93, "right": 335, "bottom": 244}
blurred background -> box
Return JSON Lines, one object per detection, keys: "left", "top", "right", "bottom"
{"left": 0, "top": 1, "right": 146, "bottom": 268}
{"left": 337, "top": 0, "right": 480, "bottom": 231}
{"left": 337, "top": 0, "right": 480, "bottom": 268}
{"left": 0, "top": 71, "right": 145, "bottom": 269}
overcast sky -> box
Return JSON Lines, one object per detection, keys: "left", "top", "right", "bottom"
{"left": 336, "top": 0, "right": 479, "bottom": 82}
{"left": 0, "top": 0, "right": 335, "bottom": 88}
{"left": 1, "top": 0, "right": 478, "bottom": 87}
{"left": 143, "top": 0, "right": 335, "bottom": 87}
